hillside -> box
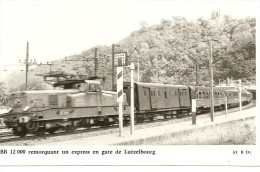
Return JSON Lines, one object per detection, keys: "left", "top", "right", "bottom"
{"left": 4, "top": 15, "right": 256, "bottom": 91}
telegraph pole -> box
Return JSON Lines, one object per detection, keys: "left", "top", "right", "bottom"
{"left": 64, "top": 48, "right": 98, "bottom": 77}
{"left": 112, "top": 44, "right": 120, "bottom": 90}
{"left": 25, "top": 42, "right": 29, "bottom": 91}
{"left": 137, "top": 56, "right": 140, "bottom": 82}
{"left": 196, "top": 64, "right": 198, "bottom": 86}
{"left": 239, "top": 79, "right": 242, "bottom": 112}
{"left": 112, "top": 44, "right": 115, "bottom": 90}
{"left": 209, "top": 40, "right": 214, "bottom": 122}
{"left": 94, "top": 48, "right": 98, "bottom": 76}
{"left": 37, "top": 62, "right": 54, "bottom": 72}
{"left": 4, "top": 42, "right": 38, "bottom": 91}
{"left": 130, "top": 62, "right": 135, "bottom": 134}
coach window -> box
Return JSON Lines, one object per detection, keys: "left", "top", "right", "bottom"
{"left": 165, "top": 91, "right": 167, "bottom": 98}
{"left": 151, "top": 91, "right": 153, "bottom": 96}
{"left": 49, "top": 95, "right": 58, "bottom": 105}
{"left": 144, "top": 91, "right": 146, "bottom": 96}
{"left": 158, "top": 91, "right": 160, "bottom": 96}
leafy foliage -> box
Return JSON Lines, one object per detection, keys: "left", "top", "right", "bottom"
{"left": 5, "top": 14, "right": 256, "bottom": 91}
{"left": 0, "top": 81, "right": 8, "bottom": 105}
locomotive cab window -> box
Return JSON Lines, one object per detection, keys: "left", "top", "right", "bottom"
{"left": 49, "top": 95, "right": 58, "bottom": 105}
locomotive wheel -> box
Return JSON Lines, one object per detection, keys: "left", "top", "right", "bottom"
{"left": 12, "top": 126, "right": 27, "bottom": 137}
{"left": 25, "top": 121, "right": 40, "bottom": 133}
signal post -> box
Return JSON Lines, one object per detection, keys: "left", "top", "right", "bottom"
{"left": 114, "top": 52, "right": 131, "bottom": 137}
{"left": 116, "top": 66, "right": 124, "bottom": 136}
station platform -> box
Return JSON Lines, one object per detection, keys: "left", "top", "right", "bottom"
{"left": 41, "top": 107, "right": 256, "bottom": 146}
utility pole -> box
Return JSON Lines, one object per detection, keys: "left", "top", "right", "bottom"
{"left": 196, "top": 64, "right": 198, "bottom": 86}
{"left": 4, "top": 42, "right": 38, "bottom": 91}
{"left": 137, "top": 56, "right": 140, "bottom": 82}
{"left": 64, "top": 48, "right": 98, "bottom": 77}
{"left": 112, "top": 44, "right": 115, "bottom": 90}
{"left": 202, "top": 39, "right": 217, "bottom": 122}
{"left": 18, "top": 41, "right": 37, "bottom": 91}
{"left": 209, "top": 40, "right": 215, "bottom": 122}
{"left": 239, "top": 79, "right": 242, "bottom": 112}
{"left": 112, "top": 44, "right": 120, "bottom": 90}
{"left": 37, "top": 62, "right": 54, "bottom": 72}
{"left": 25, "top": 42, "right": 29, "bottom": 91}
{"left": 94, "top": 48, "right": 98, "bottom": 76}
{"left": 130, "top": 62, "right": 135, "bottom": 134}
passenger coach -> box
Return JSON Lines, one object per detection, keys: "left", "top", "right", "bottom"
{"left": 123, "top": 82, "right": 192, "bottom": 120}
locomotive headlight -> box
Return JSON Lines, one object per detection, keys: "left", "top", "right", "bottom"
{"left": 19, "top": 116, "right": 30, "bottom": 123}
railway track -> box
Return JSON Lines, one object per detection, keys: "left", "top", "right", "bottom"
{"left": 0, "top": 100, "right": 256, "bottom": 144}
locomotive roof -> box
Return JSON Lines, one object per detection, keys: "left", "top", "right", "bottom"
{"left": 135, "top": 82, "right": 188, "bottom": 88}
{"left": 10, "top": 89, "right": 79, "bottom": 95}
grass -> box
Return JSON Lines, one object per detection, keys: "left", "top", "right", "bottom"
{"left": 128, "top": 118, "right": 256, "bottom": 145}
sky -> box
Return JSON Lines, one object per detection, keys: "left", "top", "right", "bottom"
{"left": 0, "top": 0, "right": 258, "bottom": 80}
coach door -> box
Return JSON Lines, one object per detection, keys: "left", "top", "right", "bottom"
{"left": 150, "top": 87, "right": 157, "bottom": 109}
{"left": 138, "top": 87, "right": 152, "bottom": 111}
{"left": 178, "top": 88, "right": 190, "bottom": 107}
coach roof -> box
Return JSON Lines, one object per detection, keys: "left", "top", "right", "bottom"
{"left": 135, "top": 82, "right": 188, "bottom": 88}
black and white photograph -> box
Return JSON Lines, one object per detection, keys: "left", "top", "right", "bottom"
{"left": 0, "top": 0, "right": 259, "bottom": 166}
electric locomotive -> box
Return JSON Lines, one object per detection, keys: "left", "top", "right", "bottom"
{"left": 0, "top": 72, "right": 130, "bottom": 136}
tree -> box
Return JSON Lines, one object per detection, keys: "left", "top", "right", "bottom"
{"left": 0, "top": 81, "right": 8, "bottom": 106}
